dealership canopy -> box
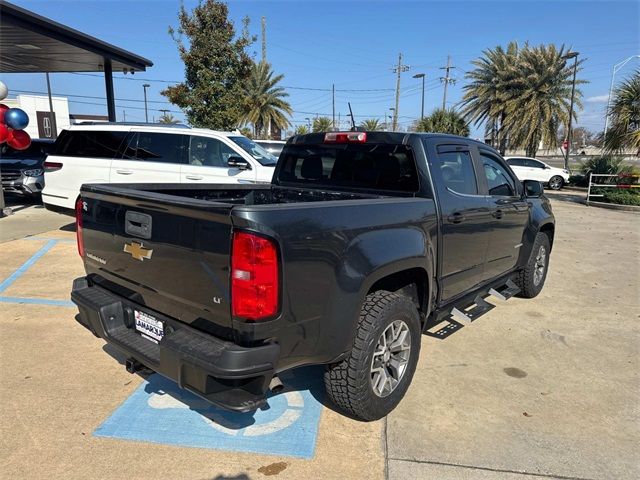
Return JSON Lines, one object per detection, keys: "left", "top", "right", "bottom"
{"left": 0, "top": 1, "right": 153, "bottom": 121}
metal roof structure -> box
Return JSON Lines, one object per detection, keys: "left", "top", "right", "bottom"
{"left": 0, "top": 1, "right": 154, "bottom": 121}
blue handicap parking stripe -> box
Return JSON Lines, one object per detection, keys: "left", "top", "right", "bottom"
{"left": 0, "top": 239, "right": 58, "bottom": 293}
{"left": 94, "top": 368, "right": 324, "bottom": 458}
{"left": 0, "top": 296, "right": 75, "bottom": 307}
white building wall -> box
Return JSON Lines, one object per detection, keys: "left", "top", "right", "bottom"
{"left": 3, "top": 94, "right": 70, "bottom": 139}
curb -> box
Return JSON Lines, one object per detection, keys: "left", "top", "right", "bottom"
{"left": 582, "top": 200, "right": 640, "bottom": 212}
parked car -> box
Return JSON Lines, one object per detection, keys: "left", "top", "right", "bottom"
{"left": 42, "top": 123, "right": 277, "bottom": 211}
{"left": 0, "top": 138, "right": 55, "bottom": 197}
{"left": 71, "top": 131, "right": 555, "bottom": 421}
{"left": 505, "top": 156, "right": 570, "bottom": 190}
{"left": 255, "top": 140, "right": 286, "bottom": 158}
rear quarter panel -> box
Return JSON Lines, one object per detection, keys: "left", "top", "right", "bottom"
{"left": 231, "top": 197, "right": 438, "bottom": 371}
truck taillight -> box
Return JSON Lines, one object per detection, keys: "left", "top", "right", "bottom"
{"left": 231, "top": 231, "right": 279, "bottom": 321}
{"left": 324, "top": 132, "right": 367, "bottom": 143}
{"left": 75, "top": 197, "right": 84, "bottom": 258}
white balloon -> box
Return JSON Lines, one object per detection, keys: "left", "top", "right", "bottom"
{"left": 0, "top": 81, "right": 7, "bottom": 101}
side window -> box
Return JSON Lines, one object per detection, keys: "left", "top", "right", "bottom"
{"left": 507, "top": 158, "right": 525, "bottom": 167}
{"left": 126, "top": 132, "right": 186, "bottom": 163}
{"left": 55, "top": 130, "right": 127, "bottom": 158}
{"left": 188, "top": 136, "right": 238, "bottom": 168}
{"left": 524, "top": 159, "right": 544, "bottom": 169}
{"left": 481, "top": 152, "right": 516, "bottom": 196}
{"left": 435, "top": 147, "right": 478, "bottom": 195}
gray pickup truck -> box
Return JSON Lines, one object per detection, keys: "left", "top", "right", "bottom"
{"left": 71, "top": 131, "right": 555, "bottom": 421}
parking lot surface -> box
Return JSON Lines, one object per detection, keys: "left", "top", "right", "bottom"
{"left": 1, "top": 191, "right": 638, "bottom": 480}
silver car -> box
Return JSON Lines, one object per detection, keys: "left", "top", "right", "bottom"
{"left": 1, "top": 138, "right": 55, "bottom": 197}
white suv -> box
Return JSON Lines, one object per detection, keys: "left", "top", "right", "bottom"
{"left": 504, "top": 157, "right": 570, "bottom": 190}
{"left": 42, "top": 124, "right": 277, "bottom": 211}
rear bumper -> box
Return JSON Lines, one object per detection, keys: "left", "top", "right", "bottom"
{"left": 71, "top": 276, "right": 280, "bottom": 412}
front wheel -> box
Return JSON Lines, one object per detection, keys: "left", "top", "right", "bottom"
{"left": 515, "top": 232, "right": 551, "bottom": 298}
{"left": 548, "top": 175, "right": 564, "bottom": 190}
{"left": 324, "top": 291, "right": 421, "bottom": 421}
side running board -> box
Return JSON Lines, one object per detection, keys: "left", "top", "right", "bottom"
{"left": 425, "top": 279, "right": 520, "bottom": 340}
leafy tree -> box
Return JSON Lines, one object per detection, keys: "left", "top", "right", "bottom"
{"left": 604, "top": 70, "right": 640, "bottom": 155}
{"left": 294, "top": 124, "right": 309, "bottom": 135}
{"left": 462, "top": 43, "right": 585, "bottom": 157}
{"left": 415, "top": 108, "right": 470, "bottom": 137}
{"left": 241, "top": 61, "right": 292, "bottom": 138}
{"left": 162, "top": 0, "right": 254, "bottom": 130}
{"left": 312, "top": 117, "right": 333, "bottom": 132}
{"left": 158, "top": 112, "right": 180, "bottom": 124}
{"left": 360, "top": 118, "right": 382, "bottom": 131}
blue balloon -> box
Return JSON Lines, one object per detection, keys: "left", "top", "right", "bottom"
{"left": 5, "top": 108, "right": 29, "bottom": 130}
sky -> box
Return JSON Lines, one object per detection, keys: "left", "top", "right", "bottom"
{"left": 3, "top": 0, "right": 639, "bottom": 137}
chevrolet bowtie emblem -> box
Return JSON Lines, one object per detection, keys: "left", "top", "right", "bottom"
{"left": 123, "top": 241, "right": 153, "bottom": 261}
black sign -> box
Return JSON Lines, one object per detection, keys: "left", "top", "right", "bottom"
{"left": 36, "top": 111, "right": 57, "bottom": 139}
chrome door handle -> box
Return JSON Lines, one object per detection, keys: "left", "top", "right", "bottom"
{"left": 116, "top": 169, "right": 133, "bottom": 175}
{"left": 185, "top": 175, "right": 204, "bottom": 181}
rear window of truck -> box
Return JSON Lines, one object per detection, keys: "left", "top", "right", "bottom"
{"left": 277, "top": 143, "right": 420, "bottom": 193}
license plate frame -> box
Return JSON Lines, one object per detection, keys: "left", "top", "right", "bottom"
{"left": 134, "top": 309, "right": 164, "bottom": 343}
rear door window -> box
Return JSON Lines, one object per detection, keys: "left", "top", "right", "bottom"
{"left": 121, "top": 132, "right": 187, "bottom": 164}
{"left": 506, "top": 158, "right": 526, "bottom": 167}
{"left": 54, "top": 130, "right": 128, "bottom": 158}
{"left": 434, "top": 147, "right": 478, "bottom": 195}
{"left": 277, "top": 143, "right": 419, "bottom": 193}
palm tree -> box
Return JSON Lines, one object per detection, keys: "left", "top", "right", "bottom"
{"left": 506, "top": 44, "right": 585, "bottom": 157}
{"left": 415, "top": 108, "right": 470, "bottom": 137}
{"left": 604, "top": 70, "right": 640, "bottom": 155}
{"left": 158, "top": 112, "right": 180, "bottom": 124}
{"left": 360, "top": 118, "right": 382, "bottom": 131}
{"left": 294, "top": 124, "right": 309, "bottom": 135}
{"left": 461, "top": 42, "right": 519, "bottom": 153}
{"left": 241, "top": 61, "right": 292, "bottom": 138}
{"left": 462, "top": 43, "right": 585, "bottom": 157}
{"left": 312, "top": 117, "right": 332, "bottom": 132}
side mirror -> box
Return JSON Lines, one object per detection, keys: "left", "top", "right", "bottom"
{"left": 523, "top": 179, "right": 543, "bottom": 198}
{"left": 227, "top": 156, "right": 251, "bottom": 171}
{"left": 545, "top": 165, "right": 551, "bottom": 170}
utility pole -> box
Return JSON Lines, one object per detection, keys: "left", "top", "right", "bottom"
{"left": 142, "top": 83, "right": 150, "bottom": 122}
{"left": 332, "top": 84, "right": 335, "bottom": 129}
{"left": 562, "top": 51, "right": 580, "bottom": 170}
{"left": 45, "top": 72, "right": 58, "bottom": 138}
{"left": 392, "top": 52, "right": 410, "bottom": 131}
{"left": 122, "top": 110, "right": 126, "bottom": 121}
{"left": 439, "top": 55, "right": 456, "bottom": 110}
{"left": 261, "top": 16, "right": 267, "bottom": 63}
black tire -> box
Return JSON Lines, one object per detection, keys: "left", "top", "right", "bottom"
{"left": 515, "top": 232, "right": 551, "bottom": 298}
{"left": 324, "top": 290, "right": 421, "bottom": 421}
{"left": 548, "top": 175, "right": 564, "bottom": 190}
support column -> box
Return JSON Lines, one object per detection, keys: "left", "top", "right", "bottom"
{"left": 104, "top": 59, "right": 116, "bottom": 121}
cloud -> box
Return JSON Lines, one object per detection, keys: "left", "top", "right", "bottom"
{"left": 586, "top": 94, "right": 609, "bottom": 103}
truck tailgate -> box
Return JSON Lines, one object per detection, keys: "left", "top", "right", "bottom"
{"left": 79, "top": 185, "right": 235, "bottom": 335}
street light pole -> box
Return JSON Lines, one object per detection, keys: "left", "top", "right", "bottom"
{"left": 604, "top": 55, "right": 640, "bottom": 139}
{"left": 562, "top": 52, "right": 579, "bottom": 171}
{"left": 413, "top": 73, "right": 425, "bottom": 120}
{"left": 142, "top": 83, "right": 150, "bottom": 123}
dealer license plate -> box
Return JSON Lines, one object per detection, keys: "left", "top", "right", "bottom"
{"left": 134, "top": 310, "right": 164, "bottom": 343}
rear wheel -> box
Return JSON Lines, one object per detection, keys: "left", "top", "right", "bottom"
{"left": 548, "top": 175, "right": 563, "bottom": 190}
{"left": 324, "top": 290, "right": 421, "bottom": 421}
{"left": 515, "top": 232, "right": 551, "bottom": 298}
